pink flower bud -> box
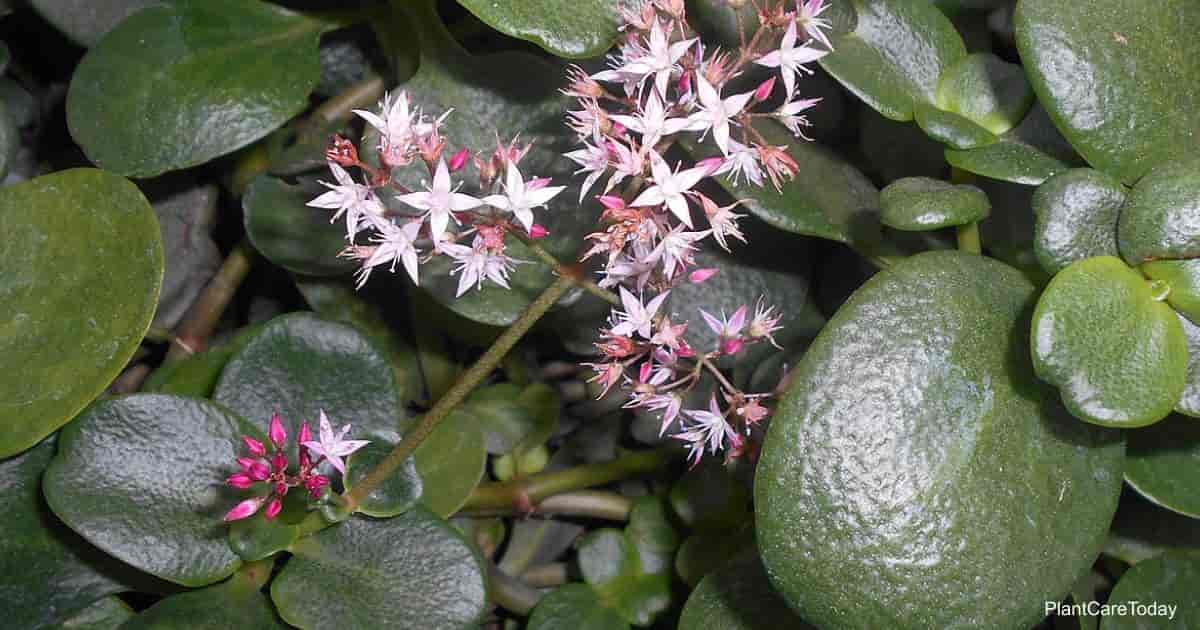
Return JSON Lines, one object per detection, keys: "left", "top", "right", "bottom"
{"left": 305, "top": 475, "right": 330, "bottom": 499}
{"left": 271, "top": 452, "right": 288, "bottom": 474}
{"left": 597, "top": 195, "right": 626, "bottom": 210}
{"left": 264, "top": 497, "right": 283, "bottom": 520}
{"left": 527, "top": 176, "right": 552, "bottom": 191}
{"left": 754, "top": 76, "right": 777, "bottom": 102}
{"left": 529, "top": 224, "right": 549, "bottom": 239}
{"left": 298, "top": 421, "right": 312, "bottom": 445}
{"left": 237, "top": 457, "right": 258, "bottom": 472}
{"left": 248, "top": 461, "right": 270, "bottom": 481}
{"left": 677, "top": 72, "right": 692, "bottom": 95}
{"left": 448, "top": 148, "right": 470, "bottom": 172}
{"left": 268, "top": 413, "right": 287, "bottom": 449}
{"left": 223, "top": 497, "right": 265, "bottom": 522}
{"left": 689, "top": 268, "right": 719, "bottom": 284}
{"left": 696, "top": 157, "right": 726, "bottom": 175}
{"left": 610, "top": 121, "right": 627, "bottom": 136}
{"left": 677, "top": 341, "right": 696, "bottom": 358}
{"left": 638, "top": 361, "right": 653, "bottom": 384}
{"left": 241, "top": 437, "right": 266, "bottom": 457}
{"left": 720, "top": 337, "right": 745, "bottom": 356}
{"left": 226, "top": 473, "right": 254, "bottom": 489}
{"left": 274, "top": 482, "right": 289, "bottom": 497}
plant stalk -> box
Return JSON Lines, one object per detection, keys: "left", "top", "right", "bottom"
{"left": 462, "top": 449, "right": 671, "bottom": 512}
{"left": 166, "top": 240, "right": 254, "bottom": 361}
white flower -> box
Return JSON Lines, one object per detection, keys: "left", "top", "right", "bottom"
{"left": 754, "top": 22, "right": 827, "bottom": 98}
{"left": 564, "top": 140, "right": 609, "bottom": 203}
{"left": 593, "top": 20, "right": 695, "bottom": 95}
{"left": 611, "top": 90, "right": 690, "bottom": 150}
{"left": 609, "top": 286, "right": 669, "bottom": 339}
{"left": 718, "top": 140, "right": 764, "bottom": 188}
{"left": 644, "top": 225, "right": 710, "bottom": 279}
{"left": 440, "top": 240, "right": 519, "bottom": 296}
{"left": 301, "top": 410, "right": 371, "bottom": 476}
{"left": 605, "top": 138, "right": 646, "bottom": 194}
{"left": 684, "top": 395, "right": 735, "bottom": 454}
{"left": 598, "top": 254, "right": 656, "bottom": 291}
{"left": 630, "top": 151, "right": 711, "bottom": 227}
{"left": 482, "top": 162, "right": 565, "bottom": 233}
{"left": 776, "top": 96, "right": 822, "bottom": 140}
{"left": 796, "top": 0, "right": 834, "bottom": 51}
{"left": 307, "top": 162, "right": 387, "bottom": 240}
{"left": 394, "top": 159, "right": 483, "bottom": 241}
{"left": 685, "top": 74, "right": 755, "bottom": 155}
{"left": 700, "top": 196, "right": 747, "bottom": 252}
{"left": 354, "top": 220, "right": 423, "bottom": 288}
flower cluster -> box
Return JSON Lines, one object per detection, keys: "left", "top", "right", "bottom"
{"left": 224, "top": 411, "right": 369, "bottom": 522}
{"left": 309, "top": 92, "right": 566, "bottom": 296}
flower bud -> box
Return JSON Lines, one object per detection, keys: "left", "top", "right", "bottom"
{"left": 689, "top": 268, "right": 719, "bottom": 284}
{"left": 271, "top": 451, "right": 288, "bottom": 474}
{"left": 529, "top": 224, "right": 549, "bottom": 239}
{"left": 264, "top": 497, "right": 283, "bottom": 520}
{"left": 268, "top": 412, "right": 287, "bottom": 449}
{"left": 223, "top": 497, "right": 265, "bottom": 522}
{"left": 237, "top": 457, "right": 258, "bottom": 472}
{"left": 754, "top": 76, "right": 777, "bottom": 102}
{"left": 248, "top": 461, "right": 271, "bottom": 481}
{"left": 448, "top": 148, "right": 470, "bottom": 172}
{"left": 305, "top": 475, "right": 330, "bottom": 499}
{"left": 226, "top": 473, "right": 254, "bottom": 489}
{"left": 597, "top": 195, "right": 627, "bottom": 210}
{"left": 696, "top": 156, "right": 726, "bottom": 175}
{"left": 241, "top": 436, "right": 266, "bottom": 457}
{"left": 325, "top": 135, "right": 358, "bottom": 167}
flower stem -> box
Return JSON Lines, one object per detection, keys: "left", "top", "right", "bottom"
{"left": 165, "top": 240, "right": 254, "bottom": 361}
{"left": 458, "top": 489, "right": 633, "bottom": 520}
{"left": 462, "top": 449, "right": 671, "bottom": 512}
{"left": 512, "top": 233, "right": 620, "bottom": 306}
{"left": 343, "top": 275, "right": 577, "bottom": 511}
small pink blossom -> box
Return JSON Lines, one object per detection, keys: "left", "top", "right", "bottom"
{"left": 224, "top": 497, "right": 265, "bottom": 522}
{"left": 301, "top": 410, "right": 371, "bottom": 476}
{"left": 630, "top": 152, "right": 710, "bottom": 227}
{"left": 701, "top": 305, "right": 749, "bottom": 356}
{"left": 241, "top": 436, "right": 266, "bottom": 457}
{"left": 796, "top": 0, "right": 835, "bottom": 51}
{"left": 754, "top": 21, "right": 827, "bottom": 98}
{"left": 609, "top": 287, "right": 669, "bottom": 339}
{"left": 689, "top": 268, "right": 719, "bottom": 284}
{"left": 448, "top": 148, "right": 470, "bottom": 172}
{"left": 393, "top": 159, "right": 483, "bottom": 241}
{"left": 685, "top": 74, "right": 755, "bottom": 155}
{"left": 264, "top": 497, "right": 284, "bottom": 521}
{"left": 268, "top": 412, "right": 287, "bottom": 449}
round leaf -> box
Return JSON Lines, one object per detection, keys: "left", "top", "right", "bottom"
{"left": 343, "top": 441, "right": 422, "bottom": 518}
{"left": 67, "top": 0, "right": 323, "bottom": 177}
{"left": 43, "top": 395, "right": 256, "bottom": 586}
{"left": 1124, "top": 415, "right": 1200, "bottom": 520}
{"left": 913, "top": 102, "right": 998, "bottom": 150}
{"left": 414, "top": 409, "right": 487, "bottom": 518}
{"left": 270, "top": 509, "right": 488, "bottom": 630}
{"left": 1178, "top": 314, "right": 1200, "bottom": 419}
{"left": 1142, "top": 259, "right": 1200, "bottom": 325}
{"left": 121, "top": 569, "right": 286, "bottom": 630}
{"left": 57, "top": 595, "right": 136, "bottom": 630}
{"left": 29, "top": 0, "right": 156, "bottom": 47}
{"left": 935, "top": 53, "right": 1033, "bottom": 135}
{"left": 879, "top": 176, "right": 990, "bottom": 230}
{"left": 1117, "top": 159, "right": 1200, "bottom": 265}
{"left": 453, "top": 0, "right": 618, "bottom": 58}
{"left": 1015, "top": 0, "right": 1200, "bottom": 184}
{"left": 227, "top": 515, "right": 300, "bottom": 563}
{"left": 528, "top": 583, "right": 629, "bottom": 630}
{"left": 1105, "top": 493, "right": 1200, "bottom": 566}
{"left": 0, "top": 169, "right": 163, "bottom": 459}
{"left": 679, "top": 552, "right": 814, "bottom": 630}
{"left": 1101, "top": 552, "right": 1200, "bottom": 630}
{"left": 1032, "top": 168, "right": 1125, "bottom": 274}
{"left": 757, "top": 251, "right": 1125, "bottom": 630}
{"left": 214, "top": 312, "right": 407, "bottom": 443}
{"left": 944, "top": 104, "right": 1073, "bottom": 186}
{"left": 1032, "top": 256, "right": 1187, "bottom": 428}
{"left": 244, "top": 175, "right": 354, "bottom": 276}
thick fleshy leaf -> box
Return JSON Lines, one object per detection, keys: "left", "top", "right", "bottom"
{"left": 669, "top": 459, "right": 751, "bottom": 533}
{"left": 1032, "top": 168, "right": 1125, "bottom": 274}
{"left": 944, "top": 104, "right": 1073, "bottom": 185}
{"left": 56, "top": 596, "right": 136, "bottom": 630}
{"left": 1101, "top": 552, "right": 1200, "bottom": 630}
{"left": 1105, "top": 493, "right": 1200, "bottom": 566}
{"left": 679, "top": 552, "right": 814, "bottom": 630}
{"left": 1031, "top": 256, "right": 1187, "bottom": 428}
{"left": 818, "top": 0, "right": 966, "bottom": 121}
{"left": 0, "top": 169, "right": 163, "bottom": 458}
{"left": 577, "top": 527, "right": 673, "bottom": 626}
{"left": 66, "top": 0, "right": 323, "bottom": 177}
{"left": 1, "top": 440, "right": 136, "bottom": 629}
{"left": 213, "top": 312, "right": 407, "bottom": 443}
{"left": 121, "top": 568, "right": 285, "bottom": 630}
{"left": 1178, "top": 315, "right": 1200, "bottom": 419}
{"left": 913, "top": 102, "right": 997, "bottom": 150}
{"left": 1016, "top": 0, "right": 1200, "bottom": 185}
{"left": 454, "top": 0, "right": 618, "bottom": 58}
{"left": 343, "top": 441, "right": 423, "bottom": 518}
{"left": 1142, "top": 260, "right": 1200, "bottom": 325}
{"left": 673, "top": 530, "right": 751, "bottom": 588}
{"left": 935, "top": 53, "right": 1033, "bottom": 135}
{"left": 142, "top": 324, "right": 262, "bottom": 398}
{"left": 43, "top": 395, "right": 257, "bottom": 586}
{"left": 625, "top": 496, "right": 679, "bottom": 575}
{"left": 227, "top": 515, "right": 300, "bottom": 563}
{"left": 1124, "top": 415, "right": 1200, "bottom": 520}
{"left": 528, "top": 583, "right": 629, "bottom": 630}
{"left": 1117, "top": 159, "right": 1200, "bottom": 265}
{"left": 879, "top": 176, "right": 990, "bottom": 230}
{"left": 271, "top": 509, "right": 487, "bottom": 629}
{"left": 244, "top": 175, "right": 354, "bottom": 277}
{"left": 414, "top": 409, "right": 488, "bottom": 518}
{"left": 757, "top": 251, "right": 1125, "bottom": 629}
{"left": 29, "top": 0, "right": 155, "bottom": 47}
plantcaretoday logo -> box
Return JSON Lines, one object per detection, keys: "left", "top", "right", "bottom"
{"left": 1046, "top": 600, "right": 1178, "bottom": 621}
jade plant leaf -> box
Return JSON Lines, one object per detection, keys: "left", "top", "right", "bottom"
{"left": 0, "top": 169, "right": 163, "bottom": 459}
{"left": 1032, "top": 168, "right": 1125, "bottom": 274}
{"left": 1124, "top": 415, "right": 1200, "bottom": 520}
{"left": 28, "top": 0, "right": 156, "bottom": 47}
{"left": 757, "top": 251, "right": 1125, "bottom": 630}
{"left": 1117, "top": 159, "right": 1200, "bottom": 265}
{"left": 227, "top": 514, "right": 300, "bottom": 563}
{"left": 1015, "top": 0, "right": 1200, "bottom": 185}
{"left": 121, "top": 567, "right": 285, "bottom": 630}
{"left": 43, "top": 395, "right": 259, "bottom": 587}
{"left": 1031, "top": 256, "right": 1187, "bottom": 428}
{"left": 1105, "top": 493, "right": 1200, "bottom": 566}
{"left": 1178, "top": 315, "right": 1200, "bottom": 418}
{"left": 67, "top": 0, "right": 324, "bottom": 177}
{"left": 270, "top": 509, "right": 488, "bottom": 629}
{"left": 213, "top": 312, "right": 407, "bottom": 443}
{"left": 879, "top": 176, "right": 990, "bottom": 230}
{"left": 818, "top": 0, "right": 967, "bottom": 121}
{"left": 56, "top": 595, "right": 136, "bottom": 630}
{"left": 1101, "top": 552, "right": 1200, "bottom": 630}
{"left": 414, "top": 409, "right": 488, "bottom": 518}
{"left": 934, "top": 53, "right": 1033, "bottom": 136}
{"left": 913, "top": 102, "right": 997, "bottom": 150}
{"left": 577, "top": 525, "right": 673, "bottom": 626}
{"left": 453, "top": 0, "right": 619, "bottom": 59}
{"left": 528, "top": 583, "right": 629, "bottom": 630}
{"left": 1, "top": 439, "right": 134, "bottom": 629}
{"left": 343, "top": 441, "right": 423, "bottom": 518}
{"left": 1141, "top": 260, "right": 1200, "bottom": 325}
{"left": 678, "top": 552, "right": 814, "bottom": 630}
{"left": 944, "top": 105, "right": 1073, "bottom": 186}
{"left": 243, "top": 175, "right": 355, "bottom": 277}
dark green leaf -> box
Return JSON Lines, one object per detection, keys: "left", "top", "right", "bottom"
{"left": 935, "top": 53, "right": 1033, "bottom": 135}
{"left": 120, "top": 569, "right": 286, "bottom": 630}
{"left": 270, "top": 509, "right": 487, "bottom": 630}
{"left": 858, "top": 108, "right": 948, "bottom": 182}
{"left": 944, "top": 104, "right": 1073, "bottom": 185}
{"left": 757, "top": 251, "right": 1125, "bottom": 629}
{"left": 1178, "top": 315, "right": 1200, "bottom": 419}
{"left": 595, "top": 572, "right": 672, "bottom": 627}
{"left": 913, "top": 102, "right": 997, "bottom": 150}
{"left": 1124, "top": 415, "right": 1200, "bottom": 520}
{"left": 879, "top": 176, "right": 990, "bottom": 230}
{"left": 56, "top": 596, "right": 136, "bottom": 630}
{"left": 227, "top": 515, "right": 299, "bottom": 563}
{"left": 454, "top": 0, "right": 619, "bottom": 58}
{"left": 67, "top": 0, "right": 323, "bottom": 176}
{"left": 668, "top": 459, "right": 751, "bottom": 533}
{"left": 673, "top": 529, "right": 751, "bottom": 588}
{"left": 1105, "top": 492, "right": 1200, "bottom": 565}
{"left": 344, "top": 440, "right": 422, "bottom": 518}
{"left": 528, "top": 583, "right": 629, "bottom": 630}
{"left": 414, "top": 410, "right": 487, "bottom": 518}
{"left": 0, "top": 169, "right": 163, "bottom": 458}
{"left": 1032, "top": 168, "right": 1125, "bottom": 274}
{"left": 578, "top": 528, "right": 639, "bottom": 587}
{"left": 1141, "top": 259, "right": 1200, "bottom": 325}
{"left": 1117, "top": 159, "right": 1200, "bottom": 265}
{"left": 244, "top": 176, "right": 355, "bottom": 277}
{"left": 679, "top": 552, "right": 815, "bottom": 630}
{"left": 29, "top": 0, "right": 156, "bottom": 47}
{"left": 142, "top": 325, "right": 262, "bottom": 398}
{"left": 1101, "top": 552, "right": 1200, "bottom": 630}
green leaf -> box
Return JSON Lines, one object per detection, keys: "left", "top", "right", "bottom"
{"left": 935, "top": 53, "right": 1033, "bottom": 136}
{"left": 143, "top": 325, "right": 262, "bottom": 398}
{"left": 1117, "top": 159, "right": 1200, "bottom": 265}
{"left": 66, "top": 0, "right": 323, "bottom": 177}
{"left": 757, "top": 251, "right": 1125, "bottom": 629}
{"left": 120, "top": 569, "right": 286, "bottom": 630}
{"left": 1101, "top": 552, "right": 1200, "bottom": 630}
{"left": 414, "top": 409, "right": 487, "bottom": 518}
{"left": 1, "top": 440, "right": 136, "bottom": 629}
{"left": 1032, "top": 168, "right": 1125, "bottom": 274}
{"left": 467, "top": 384, "right": 539, "bottom": 455}
{"left": 818, "top": 0, "right": 967, "bottom": 121}
{"left": 679, "top": 552, "right": 815, "bottom": 630}
{"left": 0, "top": 169, "right": 163, "bottom": 459}
{"left": 271, "top": 509, "right": 488, "bottom": 630}
{"left": 674, "top": 528, "right": 752, "bottom": 588}
{"left": 578, "top": 529, "right": 640, "bottom": 587}
{"left": 625, "top": 496, "right": 679, "bottom": 575}
{"left": 595, "top": 572, "right": 672, "bottom": 627}
{"left": 244, "top": 176, "right": 354, "bottom": 277}
{"left": 56, "top": 596, "right": 136, "bottom": 630}
{"left": 879, "top": 176, "right": 990, "bottom": 230}
{"left": 453, "top": 0, "right": 619, "bottom": 58}
{"left": 227, "top": 514, "right": 300, "bottom": 563}
{"left": 213, "top": 312, "right": 407, "bottom": 443}
{"left": 1015, "top": 0, "right": 1200, "bottom": 185}
{"left": 44, "top": 395, "right": 257, "bottom": 587}
{"left": 944, "top": 105, "right": 1073, "bottom": 185}
{"left": 343, "top": 440, "right": 422, "bottom": 518}
{"left": 1031, "top": 256, "right": 1187, "bottom": 428}
{"left": 29, "top": 0, "right": 155, "bottom": 47}
{"left": 1105, "top": 493, "right": 1200, "bottom": 566}
{"left": 576, "top": 525, "right": 673, "bottom": 627}
{"left": 1124, "top": 415, "right": 1200, "bottom": 520}
{"left": 528, "top": 583, "right": 630, "bottom": 630}
{"left": 858, "top": 108, "right": 948, "bottom": 182}
{"left": 1178, "top": 314, "right": 1200, "bottom": 419}
{"left": 913, "top": 102, "right": 998, "bottom": 150}
{"left": 1141, "top": 259, "right": 1200, "bottom": 325}
{"left": 668, "top": 459, "right": 751, "bottom": 533}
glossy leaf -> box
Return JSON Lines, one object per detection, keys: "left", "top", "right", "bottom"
{"left": 879, "top": 176, "right": 990, "bottom": 230}
{"left": 29, "top": 0, "right": 156, "bottom": 47}
{"left": 56, "top": 596, "right": 136, "bottom": 630}
{"left": 859, "top": 108, "right": 948, "bottom": 182}
{"left": 0, "top": 169, "right": 163, "bottom": 458}
{"left": 1032, "top": 168, "right": 1125, "bottom": 274}
{"left": 344, "top": 440, "right": 423, "bottom": 518}
{"left": 625, "top": 496, "right": 679, "bottom": 575}
{"left": 944, "top": 105, "right": 1073, "bottom": 185}
{"left": 414, "top": 409, "right": 487, "bottom": 518}
{"left": 935, "top": 53, "right": 1033, "bottom": 135}
{"left": 67, "top": 0, "right": 324, "bottom": 177}
{"left": 121, "top": 569, "right": 285, "bottom": 630}
{"left": 528, "top": 584, "right": 629, "bottom": 630}
{"left": 1178, "top": 315, "right": 1200, "bottom": 419}
{"left": 1117, "top": 159, "right": 1200, "bottom": 265}
{"left": 577, "top": 526, "right": 673, "bottom": 626}
{"left": 454, "top": 0, "right": 619, "bottom": 58}
{"left": 757, "top": 251, "right": 1125, "bottom": 629}
{"left": 271, "top": 509, "right": 488, "bottom": 629}
{"left": 1105, "top": 493, "right": 1200, "bottom": 566}
{"left": 913, "top": 102, "right": 997, "bottom": 150}
{"left": 213, "top": 312, "right": 407, "bottom": 443}
{"left": 1101, "top": 552, "right": 1200, "bottom": 630}
{"left": 679, "top": 552, "right": 815, "bottom": 630}
{"left": 44, "top": 395, "right": 257, "bottom": 586}
{"left": 244, "top": 175, "right": 354, "bottom": 277}
{"left": 673, "top": 530, "right": 751, "bottom": 588}
{"left": 227, "top": 515, "right": 300, "bottom": 563}
{"left": 1032, "top": 256, "right": 1187, "bottom": 428}
{"left": 1124, "top": 415, "right": 1200, "bottom": 519}
{"left": 1142, "top": 259, "right": 1200, "bottom": 325}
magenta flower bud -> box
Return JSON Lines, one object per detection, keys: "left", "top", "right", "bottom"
{"left": 527, "top": 176, "right": 552, "bottom": 191}
{"left": 248, "top": 461, "right": 270, "bottom": 481}
{"left": 237, "top": 457, "right": 258, "bottom": 472}
{"left": 274, "top": 481, "right": 289, "bottom": 497}
{"left": 271, "top": 451, "right": 288, "bottom": 474}
{"left": 268, "top": 413, "right": 287, "bottom": 449}
{"left": 754, "top": 76, "right": 777, "bottom": 103}
{"left": 597, "top": 195, "right": 626, "bottom": 210}
{"left": 298, "top": 421, "right": 312, "bottom": 444}
{"left": 448, "top": 148, "right": 470, "bottom": 172}
{"left": 696, "top": 157, "right": 725, "bottom": 175}
{"left": 529, "top": 224, "right": 549, "bottom": 239}
{"left": 241, "top": 436, "right": 266, "bottom": 457}
{"left": 677, "top": 72, "right": 692, "bottom": 95}
{"left": 677, "top": 341, "right": 695, "bottom": 358}
{"left": 264, "top": 497, "right": 283, "bottom": 521}
{"left": 720, "top": 337, "right": 745, "bottom": 356}
{"left": 306, "top": 475, "right": 330, "bottom": 499}
{"left": 226, "top": 473, "right": 254, "bottom": 489}
{"left": 689, "top": 268, "right": 719, "bottom": 284}
{"left": 223, "top": 497, "right": 264, "bottom": 522}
